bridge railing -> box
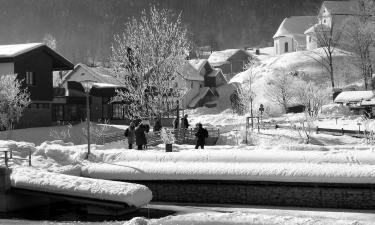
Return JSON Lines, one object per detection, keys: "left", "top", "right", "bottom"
{"left": 0, "top": 146, "right": 32, "bottom": 167}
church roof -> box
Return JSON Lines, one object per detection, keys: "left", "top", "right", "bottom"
{"left": 322, "top": 1, "right": 358, "bottom": 15}
{"left": 273, "top": 16, "right": 317, "bottom": 39}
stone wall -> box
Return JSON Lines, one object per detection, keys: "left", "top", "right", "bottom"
{"left": 131, "top": 180, "right": 375, "bottom": 209}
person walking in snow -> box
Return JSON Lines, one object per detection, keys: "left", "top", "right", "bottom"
{"left": 195, "top": 123, "right": 208, "bottom": 149}
{"left": 124, "top": 122, "right": 136, "bottom": 149}
{"left": 135, "top": 121, "right": 149, "bottom": 150}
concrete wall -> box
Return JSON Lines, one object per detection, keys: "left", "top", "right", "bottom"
{"left": 132, "top": 180, "right": 375, "bottom": 209}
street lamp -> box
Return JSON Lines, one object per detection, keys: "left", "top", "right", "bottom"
{"left": 81, "top": 80, "right": 95, "bottom": 159}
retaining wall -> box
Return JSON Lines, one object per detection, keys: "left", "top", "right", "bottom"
{"left": 130, "top": 180, "right": 375, "bottom": 209}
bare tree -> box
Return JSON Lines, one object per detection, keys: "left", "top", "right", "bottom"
{"left": 111, "top": 6, "right": 190, "bottom": 119}
{"left": 343, "top": 0, "right": 375, "bottom": 90}
{"left": 236, "top": 56, "right": 258, "bottom": 122}
{"left": 294, "top": 79, "right": 330, "bottom": 118}
{"left": 0, "top": 75, "right": 31, "bottom": 135}
{"left": 265, "top": 69, "right": 297, "bottom": 113}
{"left": 306, "top": 20, "right": 344, "bottom": 91}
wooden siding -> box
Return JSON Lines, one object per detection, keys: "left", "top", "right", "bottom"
{"left": 14, "top": 49, "right": 53, "bottom": 101}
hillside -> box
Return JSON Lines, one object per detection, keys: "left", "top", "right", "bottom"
{"left": 230, "top": 48, "right": 361, "bottom": 115}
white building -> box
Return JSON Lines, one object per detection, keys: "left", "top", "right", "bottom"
{"left": 273, "top": 16, "right": 316, "bottom": 55}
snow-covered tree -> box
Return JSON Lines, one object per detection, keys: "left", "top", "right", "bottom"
{"left": 43, "top": 33, "right": 57, "bottom": 50}
{"left": 265, "top": 69, "right": 297, "bottom": 113}
{"left": 111, "top": 6, "right": 191, "bottom": 119}
{"left": 0, "top": 75, "right": 31, "bottom": 132}
{"left": 294, "top": 80, "right": 330, "bottom": 118}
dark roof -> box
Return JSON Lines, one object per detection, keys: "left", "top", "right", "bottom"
{"left": 0, "top": 43, "right": 73, "bottom": 70}
{"left": 322, "top": 1, "right": 358, "bottom": 15}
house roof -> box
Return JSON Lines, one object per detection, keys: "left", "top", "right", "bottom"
{"left": 273, "top": 16, "right": 317, "bottom": 39}
{"left": 334, "top": 91, "right": 374, "bottom": 103}
{"left": 62, "top": 63, "right": 123, "bottom": 86}
{"left": 0, "top": 43, "right": 73, "bottom": 70}
{"left": 179, "top": 59, "right": 208, "bottom": 81}
{"left": 188, "top": 87, "right": 216, "bottom": 108}
{"left": 208, "top": 49, "right": 249, "bottom": 66}
{"left": 304, "top": 23, "right": 331, "bottom": 34}
{"left": 322, "top": 1, "right": 358, "bottom": 15}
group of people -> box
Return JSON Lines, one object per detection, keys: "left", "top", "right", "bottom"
{"left": 124, "top": 121, "right": 150, "bottom": 150}
{"left": 124, "top": 114, "right": 209, "bottom": 150}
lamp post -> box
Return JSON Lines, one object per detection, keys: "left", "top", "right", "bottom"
{"left": 81, "top": 80, "right": 95, "bottom": 159}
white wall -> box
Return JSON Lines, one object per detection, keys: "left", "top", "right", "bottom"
{"left": 0, "top": 63, "right": 14, "bottom": 75}
{"left": 305, "top": 34, "right": 318, "bottom": 50}
{"left": 274, "top": 37, "right": 295, "bottom": 55}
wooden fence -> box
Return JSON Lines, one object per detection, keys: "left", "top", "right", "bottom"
{"left": 275, "top": 124, "right": 365, "bottom": 137}
{"left": 99, "top": 128, "right": 220, "bottom": 146}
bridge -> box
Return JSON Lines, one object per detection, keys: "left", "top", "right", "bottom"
{"left": 0, "top": 147, "right": 151, "bottom": 215}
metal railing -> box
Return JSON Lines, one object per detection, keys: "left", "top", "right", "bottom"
{"left": 0, "top": 146, "right": 32, "bottom": 167}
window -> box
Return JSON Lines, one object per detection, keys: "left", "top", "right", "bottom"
{"left": 112, "top": 104, "right": 127, "bottom": 119}
{"left": 308, "top": 36, "right": 312, "bottom": 43}
{"left": 284, "top": 42, "right": 289, "bottom": 52}
{"left": 323, "top": 19, "right": 326, "bottom": 24}
{"left": 26, "top": 71, "right": 35, "bottom": 85}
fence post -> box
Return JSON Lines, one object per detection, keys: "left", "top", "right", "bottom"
{"left": 316, "top": 126, "right": 319, "bottom": 134}
{"left": 275, "top": 124, "right": 278, "bottom": 129}
{"left": 4, "top": 152, "right": 8, "bottom": 167}
{"left": 28, "top": 149, "right": 32, "bottom": 166}
{"left": 342, "top": 128, "right": 344, "bottom": 135}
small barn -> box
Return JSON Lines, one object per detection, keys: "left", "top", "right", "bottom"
{"left": 208, "top": 49, "right": 251, "bottom": 80}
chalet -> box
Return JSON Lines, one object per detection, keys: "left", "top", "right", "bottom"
{"left": 177, "top": 59, "right": 227, "bottom": 109}
{"left": 305, "top": 1, "right": 358, "bottom": 50}
{"left": 60, "top": 63, "right": 127, "bottom": 122}
{"left": 0, "top": 43, "right": 74, "bottom": 128}
{"left": 334, "top": 90, "right": 374, "bottom": 116}
{"left": 207, "top": 49, "right": 251, "bottom": 80}
{"left": 273, "top": 16, "right": 316, "bottom": 54}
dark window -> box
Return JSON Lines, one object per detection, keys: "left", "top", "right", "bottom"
{"left": 284, "top": 42, "right": 289, "bottom": 52}
{"left": 309, "top": 36, "right": 312, "bottom": 43}
{"left": 112, "top": 104, "right": 127, "bottom": 119}
{"left": 26, "top": 71, "right": 35, "bottom": 86}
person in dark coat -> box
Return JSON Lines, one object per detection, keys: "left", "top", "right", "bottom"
{"left": 183, "top": 114, "right": 189, "bottom": 129}
{"left": 124, "top": 122, "right": 136, "bottom": 149}
{"left": 154, "top": 117, "right": 162, "bottom": 132}
{"left": 135, "top": 122, "right": 149, "bottom": 150}
{"left": 195, "top": 123, "right": 208, "bottom": 149}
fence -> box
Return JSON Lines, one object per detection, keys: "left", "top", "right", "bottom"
{"left": 275, "top": 124, "right": 365, "bottom": 137}
{"left": 99, "top": 128, "right": 220, "bottom": 146}
{"left": 0, "top": 146, "right": 32, "bottom": 167}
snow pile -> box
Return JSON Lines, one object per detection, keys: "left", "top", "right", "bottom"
{"left": 10, "top": 167, "right": 152, "bottom": 207}
{"left": 81, "top": 146, "right": 375, "bottom": 183}
{"left": 124, "top": 212, "right": 373, "bottom": 225}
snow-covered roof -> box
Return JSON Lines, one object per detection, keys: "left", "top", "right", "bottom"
{"left": 208, "top": 49, "right": 249, "bottom": 66}
{"left": 304, "top": 23, "right": 330, "bottom": 34}
{"left": 63, "top": 63, "right": 123, "bottom": 86}
{"left": 322, "top": 1, "right": 358, "bottom": 15}
{"left": 273, "top": 16, "right": 317, "bottom": 39}
{"left": 334, "top": 91, "right": 374, "bottom": 103}
{"left": 179, "top": 59, "right": 208, "bottom": 81}
{"left": 189, "top": 87, "right": 216, "bottom": 108}
{"left": 0, "top": 43, "right": 73, "bottom": 70}
{"left": 0, "top": 43, "right": 44, "bottom": 57}
{"left": 207, "top": 68, "right": 221, "bottom": 78}
{"left": 361, "top": 98, "right": 375, "bottom": 106}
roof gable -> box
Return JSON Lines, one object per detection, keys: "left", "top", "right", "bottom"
{"left": 0, "top": 43, "right": 73, "bottom": 70}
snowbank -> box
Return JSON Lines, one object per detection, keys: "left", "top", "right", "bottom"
{"left": 81, "top": 146, "right": 375, "bottom": 183}
{"left": 124, "top": 212, "right": 374, "bottom": 225}
{"left": 11, "top": 167, "right": 152, "bottom": 207}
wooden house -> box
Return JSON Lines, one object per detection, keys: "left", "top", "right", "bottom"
{"left": 0, "top": 43, "right": 74, "bottom": 128}
{"left": 208, "top": 49, "right": 251, "bottom": 80}
{"left": 177, "top": 59, "right": 227, "bottom": 109}
{"left": 60, "top": 63, "right": 127, "bottom": 123}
